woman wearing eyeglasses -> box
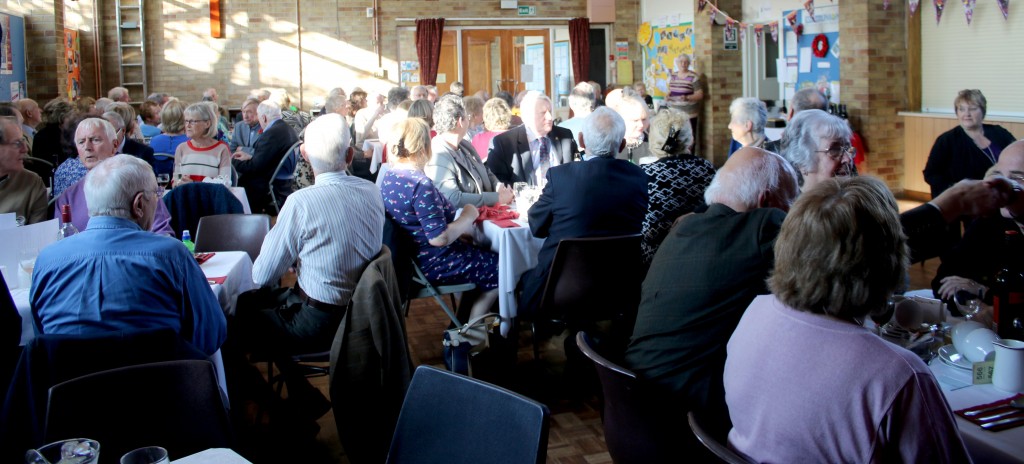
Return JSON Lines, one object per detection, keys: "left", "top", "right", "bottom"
{"left": 171, "top": 102, "right": 232, "bottom": 185}
{"left": 779, "top": 109, "right": 854, "bottom": 192}
{"left": 924, "top": 89, "right": 1016, "bottom": 198}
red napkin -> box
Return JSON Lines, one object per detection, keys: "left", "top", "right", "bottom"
{"left": 194, "top": 252, "right": 216, "bottom": 265}
{"left": 492, "top": 219, "right": 521, "bottom": 228}
{"left": 475, "top": 205, "right": 519, "bottom": 224}
{"left": 955, "top": 393, "right": 1024, "bottom": 432}
{"left": 207, "top": 276, "right": 227, "bottom": 285}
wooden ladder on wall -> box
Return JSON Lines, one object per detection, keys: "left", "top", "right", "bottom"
{"left": 116, "top": 0, "right": 147, "bottom": 102}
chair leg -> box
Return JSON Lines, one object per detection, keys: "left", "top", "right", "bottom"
{"left": 531, "top": 321, "right": 541, "bottom": 360}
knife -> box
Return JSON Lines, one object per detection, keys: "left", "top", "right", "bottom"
{"left": 980, "top": 414, "right": 1024, "bottom": 431}
{"left": 976, "top": 409, "right": 1024, "bottom": 422}
{"left": 964, "top": 403, "right": 1015, "bottom": 417}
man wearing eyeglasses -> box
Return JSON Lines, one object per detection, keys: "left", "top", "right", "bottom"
{"left": 54, "top": 118, "right": 174, "bottom": 236}
{"left": 32, "top": 154, "right": 226, "bottom": 356}
{"left": 0, "top": 118, "right": 46, "bottom": 224}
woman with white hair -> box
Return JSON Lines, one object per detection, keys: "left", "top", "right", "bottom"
{"left": 727, "top": 97, "right": 768, "bottom": 154}
{"left": 779, "top": 109, "right": 853, "bottom": 191}
{"left": 172, "top": 102, "right": 232, "bottom": 184}
{"left": 640, "top": 108, "right": 715, "bottom": 263}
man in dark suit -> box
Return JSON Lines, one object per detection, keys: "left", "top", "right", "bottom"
{"left": 102, "top": 111, "right": 155, "bottom": 169}
{"left": 232, "top": 101, "right": 299, "bottom": 214}
{"left": 624, "top": 147, "right": 799, "bottom": 430}
{"left": 518, "top": 107, "right": 648, "bottom": 317}
{"left": 486, "top": 91, "right": 578, "bottom": 186}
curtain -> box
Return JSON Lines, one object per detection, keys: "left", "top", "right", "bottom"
{"left": 415, "top": 18, "right": 445, "bottom": 86}
{"left": 568, "top": 17, "right": 590, "bottom": 85}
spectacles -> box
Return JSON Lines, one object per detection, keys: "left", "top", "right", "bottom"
{"left": 1, "top": 139, "right": 26, "bottom": 149}
{"left": 184, "top": 119, "right": 209, "bottom": 125}
{"left": 815, "top": 145, "right": 854, "bottom": 161}
{"left": 134, "top": 188, "right": 162, "bottom": 200}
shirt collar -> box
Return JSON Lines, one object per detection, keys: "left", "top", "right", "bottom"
{"left": 313, "top": 171, "right": 350, "bottom": 184}
{"left": 524, "top": 125, "right": 542, "bottom": 145}
{"left": 85, "top": 216, "right": 144, "bottom": 231}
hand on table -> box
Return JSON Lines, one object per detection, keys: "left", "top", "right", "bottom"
{"left": 937, "top": 276, "right": 987, "bottom": 301}
{"left": 497, "top": 184, "right": 515, "bottom": 205}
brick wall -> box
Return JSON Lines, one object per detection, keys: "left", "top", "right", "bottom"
{"left": 839, "top": 0, "right": 908, "bottom": 191}
{"left": 693, "top": 0, "right": 742, "bottom": 167}
{"left": 14, "top": 0, "right": 67, "bottom": 101}
{"left": 87, "top": 0, "right": 640, "bottom": 110}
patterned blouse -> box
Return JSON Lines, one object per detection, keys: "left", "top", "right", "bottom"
{"left": 641, "top": 155, "right": 716, "bottom": 263}
{"left": 53, "top": 157, "right": 88, "bottom": 198}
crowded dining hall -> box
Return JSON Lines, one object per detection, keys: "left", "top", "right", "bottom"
{"left": 2, "top": 0, "right": 1023, "bottom": 462}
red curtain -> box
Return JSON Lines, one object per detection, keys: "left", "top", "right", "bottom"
{"left": 415, "top": 18, "right": 445, "bottom": 86}
{"left": 568, "top": 17, "right": 590, "bottom": 85}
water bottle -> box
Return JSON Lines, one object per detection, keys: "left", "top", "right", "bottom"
{"left": 181, "top": 230, "right": 196, "bottom": 253}
{"left": 57, "top": 205, "right": 78, "bottom": 239}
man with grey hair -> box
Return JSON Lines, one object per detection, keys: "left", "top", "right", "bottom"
{"left": 103, "top": 106, "right": 155, "bottom": 168}
{"left": 202, "top": 88, "right": 219, "bottom": 102}
{"left": 15, "top": 99, "right": 41, "bottom": 144}
{"left": 410, "top": 85, "right": 429, "bottom": 101}
{"left": 32, "top": 154, "right": 226, "bottom": 356}
{"left": 107, "top": 86, "right": 131, "bottom": 103}
{"left": 0, "top": 118, "right": 46, "bottom": 224}
{"left": 56, "top": 118, "right": 174, "bottom": 235}
{"left": 232, "top": 100, "right": 299, "bottom": 213}
{"left": 450, "top": 81, "right": 465, "bottom": 97}
{"left": 486, "top": 90, "right": 578, "bottom": 185}
{"left": 426, "top": 94, "right": 513, "bottom": 208}
{"left": 625, "top": 147, "right": 799, "bottom": 437}
{"left": 518, "top": 107, "right": 648, "bottom": 317}
{"left": 765, "top": 88, "right": 829, "bottom": 154}
{"left": 614, "top": 95, "right": 651, "bottom": 162}
{"left": 146, "top": 92, "right": 171, "bottom": 106}
{"left": 241, "top": 112, "right": 384, "bottom": 420}
{"left": 557, "top": 82, "right": 596, "bottom": 149}
{"left": 230, "top": 97, "right": 261, "bottom": 156}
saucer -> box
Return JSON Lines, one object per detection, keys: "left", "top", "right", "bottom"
{"left": 938, "top": 344, "right": 972, "bottom": 371}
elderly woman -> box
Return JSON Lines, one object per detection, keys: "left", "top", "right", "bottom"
{"left": 380, "top": 117, "right": 499, "bottom": 320}
{"left": 472, "top": 98, "right": 513, "bottom": 161}
{"left": 408, "top": 99, "right": 434, "bottom": 132}
{"left": 640, "top": 108, "right": 716, "bottom": 263}
{"left": 727, "top": 97, "right": 768, "bottom": 155}
{"left": 924, "top": 89, "right": 1016, "bottom": 198}
{"left": 665, "top": 54, "right": 704, "bottom": 146}
{"left": 724, "top": 176, "right": 970, "bottom": 463}
{"left": 462, "top": 96, "right": 485, "bottom": 141}
{"left": 172, "top": 102, "right": 232, "bottom": 184}
{"left": 780, "top": 109, "right": 853, "bottom": 192}
{"left": 150, "top": 100, "right": 189, "bottom": 157}
{"left": 425, "top": 94, "right": 513, "bottom": 209}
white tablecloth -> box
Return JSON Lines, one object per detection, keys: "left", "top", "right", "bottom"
{"left": 362, "top": 139, "right": 385, "bottom": 174}
{"left": 229, "top": 187, "right": 252, "bottom": 214}
{"left": 479, "top": 218, "right": 544, "bottom": 336}
{"left": 171, "top": 448, "right": 252, "bottom": 463}
{"left": 930, "top": 359, "right": 1024, "bottom": 463}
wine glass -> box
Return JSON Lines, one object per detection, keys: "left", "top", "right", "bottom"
{"left": 954, "top": 290, "right": 982, "bottom": 320}
{"left": 156, "top": 173, "right": 170, "bottom": 190}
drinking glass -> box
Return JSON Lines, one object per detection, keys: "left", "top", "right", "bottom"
{"left": 156, "top": 173, "right": 170, "bottom": 190}
{"left": 954, "top": 290, "right": 983, "bottom": 320}
{"left": 27, "top": 438, "right": 100, "bottom": 464}
{"left": 513, "top": 182, "right": 527, "bottom": 198}
{"left": 18, "top": 247, "right": 37, "bottom": 289}
{"left": 120, "top": 446, "right": 169, "bottom": 464}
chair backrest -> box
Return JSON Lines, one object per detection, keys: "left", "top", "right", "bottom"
{"left": 687, "top": 411, "right": 753, "bottom": 464}
{"left": 153, "top": 153, "right": 175, "bottom": 176}
{"left": 44, "top": 360, "right": 232, "bottom": 460}
{"left": 194, "top": 213, "right": 271, "bottom": 262}
{"left": 162, "top": 182, "right": 245, "bottom": 239}
{"left": 386, "top": 365, "right": 549, "bottom": 464}
{"left": 268, "top": 141, "right": 301, "bottom": 213}
{"left": 575, "top": 332, "right": 691, "bottom": 464}
{"left": 538, "top": 234, "right": 643, "bottom": 325}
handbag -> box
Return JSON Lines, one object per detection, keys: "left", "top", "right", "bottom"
{"left": 442, "top": 312, "right": 500, "bottom": 376}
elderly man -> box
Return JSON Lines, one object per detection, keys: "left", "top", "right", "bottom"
{"left": 108, "top": 86, "right": 131, "bottom": 103}
{"left": 32, "top": 155, "right": 226, "bottom": 355}
{"left": 232, "top": 101, "right": 299, "bottom": 213}
{"left": 361, "top": 87, "right": 409, "bottom": 144}
{"left": 202, "top": 88, "right": 219, "bottom": 102}
{"left": 486, "top": 91, "right": 578, "bottom": 185}
{"left": 764, "top": 88, "right": 828, "bottom": 154}
{"left": 56, "top": 118, "right": 174, "bottom": 235}
{"left": 146, "top": 92, "right": 171, "bottom": 106}
{"left": 426, "top": 94, "right": 513, "bottom": 208}
{"left": 613, "top": 95, "right": 651, "bottom": 162}
{"left": 410, "top": 85, "right": 429, "bottom": 101}
{"left": 518, "top": 107, "right": 648, "bottom": 317}
{"left": 15, "top": 99, "right": 41, "bottom": 144}
{"left": 230, "top": 98, "right": 261, "bottom": 156}
{"left": 104, "top": 104, "right": 155, "bottom": 167}
{"left": 625, "top": 147, "right": 799, "bottom": 428}
{"left": 0, "top": 118, "right": 46, "bottom": 224}
{"left": 242, "top": 113, "right": 384, "bottom": 418}
{"left": 557, "top": 82, "right": 596, "bottom": 149}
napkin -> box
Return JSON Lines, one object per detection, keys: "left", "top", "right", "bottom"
{"left": 492, "top": 219, "right": 521, "bottom": 228}
{"left": 195, "top": 252, "right": 216, "bottom": 265}
{"left": 955, "top": 393, "right": 1024, "bottom": 431}
{"left": 475, "top": 205, "right": 519, "bottom": 224}
{"left": 207, "top": 276, "right": 227, "bottom": 285}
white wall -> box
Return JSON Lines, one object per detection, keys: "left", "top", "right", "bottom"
{"left": 742, "top": 0, "right": 823, "bottom": 23}
{"left": 641, "top": 0, "right": 693, "bottom": 24}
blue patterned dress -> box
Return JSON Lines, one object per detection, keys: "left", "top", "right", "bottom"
{"left": 381, "top": 166, "right": 499, "bottom": 290}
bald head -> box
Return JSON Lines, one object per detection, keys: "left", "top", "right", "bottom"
{"left": 790, "top": 88, "right": 828, "bottom": 116}
{"left": 704, "top": 147, "right": 799, "bottom": 212}
{"left": 989, "top": 140, "right": 1024, "bottom": 219}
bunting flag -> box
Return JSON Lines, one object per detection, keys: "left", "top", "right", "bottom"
{"left": 804, "top": 0, "right": 816, "bottom": 21}
{"left": 963, "top": 0, "right": 976, "bottom": 23}
{"left": 884, "top": 0, "right": 892, "bottom": 8}
{"left": 786, "top": 10, "right": 800, "bottom": 28}
{"left": 769, "top": 21, "right": 779, "bottom": 42}
{"left": 698, "top": 0, "right": 708, "bottom": 13}
{"left": 935, "top": 0, "right": 945, "bottom": 24}
{"left": 709, "top": 8, "right": 717, "bottom": 25}
{"left": 740, "top": 25, "right": 747, "bottom": 43}
{"left": 997, "top": 0, "right": 1009, "bottom": 19}
{"left": 754, "top": 25, "right": 765, "bottom": 46}
{"left": 910, "top": 0, "right": 921, "bottom": 15}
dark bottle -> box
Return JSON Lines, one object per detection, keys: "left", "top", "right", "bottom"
{"left": 992, "top": 230, "right": 1024, "bottom": 340}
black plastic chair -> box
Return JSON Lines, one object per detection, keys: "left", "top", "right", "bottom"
{"left": 386, "top": 365, "right": 549, "bottom": 464}
{"left": 269, "top": 140, "right": 301, "bottom": 214}
{"left": 23, "top": 156, "right": 54, "bottom": 191}
{"left": 688, "top": 411, "right": 753, "bottom": 464}
{"left": 533, "top": 234, "right": 643, "bottom": 359}
{"left": 153, "top": 152, "right": 175, "bottom": 177}
{"left": 194, "top": 213, "right": 271, "bottom": 262}
{"left": 576, "top": 332, "right": 695, "bottom": 464}
{"left": 44, "top": 359, "right": 232, "bottom": 461}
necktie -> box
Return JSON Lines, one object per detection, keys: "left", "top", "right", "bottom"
{"left": 539, "top": 137, "right": 550, "bottom": 167}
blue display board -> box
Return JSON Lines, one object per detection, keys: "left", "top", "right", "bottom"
{"left": 781, "top": 5, "right": 840, "bottom": 103}
{"left": 0, "top": 11, "right": 26, "bottom": 101}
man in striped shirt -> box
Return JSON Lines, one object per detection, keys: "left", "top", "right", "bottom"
{"left": 242, "top": 113, "right": 385, "bottom": 421}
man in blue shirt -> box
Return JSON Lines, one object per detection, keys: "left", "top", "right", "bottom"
{"left": 31, "top": 155, "right": 226, "bottom": 356}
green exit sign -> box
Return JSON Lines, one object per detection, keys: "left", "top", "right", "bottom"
{"left": 518, "top": 5, "right": 536, "bottom": 16}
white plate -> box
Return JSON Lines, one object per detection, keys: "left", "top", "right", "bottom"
{"left": 938, "top": 344, "right": 972, "bottom": 370}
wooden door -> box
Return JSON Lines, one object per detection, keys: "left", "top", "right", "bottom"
{"left": 435, "top": 31, "right": 458, "bottom": 95}
{"left": 461, "top": 30, "right": 550, "bottom": 98}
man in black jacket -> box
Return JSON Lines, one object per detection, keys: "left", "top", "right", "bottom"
{"left": 232, "top": 101, "right": 299, "bottom": 214}
{"left": 486, "top": 91, "right": 578, "bottom": 186}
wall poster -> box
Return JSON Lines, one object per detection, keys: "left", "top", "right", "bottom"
{"left": 640, "top": 22, "right": 695, "bottom": 100}
{"left": 65, "top": 29, "right": 82, "bottom": 100}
